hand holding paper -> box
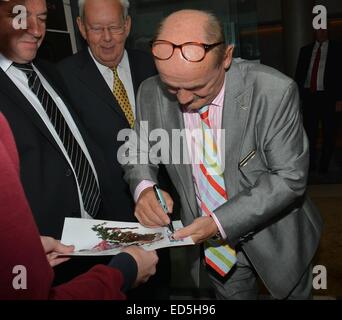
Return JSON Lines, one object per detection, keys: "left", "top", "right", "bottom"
{"left": 61, "top": 218, "right": 194, "bottom": 256}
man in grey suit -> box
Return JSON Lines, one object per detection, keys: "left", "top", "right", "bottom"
{"left": 122, "top": 9, "right": 323, "bottom": 299}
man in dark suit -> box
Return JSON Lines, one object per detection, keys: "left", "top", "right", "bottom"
{"left": 295, "top": 28, "right": 342, "bottom": 173}
{"left": 57, "top": 0, "right": 156, "bottom": 223}
{"left": 0, "top": 0, "right": 157, "bottom": 285}
{"left": 57, "top": 0, "right": 172, "bottom": 299}
{"left": 0, "top": 110, "right": 159, "bottom": 299}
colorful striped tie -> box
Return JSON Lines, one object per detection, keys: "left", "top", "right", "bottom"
{"left": 198, "top": 105, "right": 237, "bottom": 277}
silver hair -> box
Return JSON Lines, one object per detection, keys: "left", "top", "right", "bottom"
{"left": 78, "top": 0, "right": 130, "bottom": 20}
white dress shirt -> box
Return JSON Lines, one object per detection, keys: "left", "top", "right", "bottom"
{"left": 88, "top": 48, "right": 136, "bottom": 117}
{"left": 305, "top": 40, "right": 329, "bottom": 91}
{"left": 0, "top": 53, "right": 98, "bottom": 219}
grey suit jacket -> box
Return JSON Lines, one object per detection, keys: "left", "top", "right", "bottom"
{"left": 122, "top": 60, "right": 323, "bottom": 299}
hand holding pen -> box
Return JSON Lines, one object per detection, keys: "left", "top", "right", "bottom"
{"left": 153, "top": 185, "right": 175, "bottom": 233}
{"left": 134, "top": 185, "right": 174, "bottom": 229}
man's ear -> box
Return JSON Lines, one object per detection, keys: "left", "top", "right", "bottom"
{"left": 124, "top": 15, "right": 132, "bottom": 37}
{"left": 224, "top": 44, "right": 235, "bottom": 70}
{"left": 76, "top": 16, "right": 87, "bottom": 40}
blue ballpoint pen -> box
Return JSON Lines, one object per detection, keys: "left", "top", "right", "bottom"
{"left": 153, "top": 185, "right": 175, "bottom": 233}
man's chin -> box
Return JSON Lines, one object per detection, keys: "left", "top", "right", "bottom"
{"left": 96, "top": 54, "right": 119, "bottom": 68}
{"left": 16, "top": 48, "right": 38, "bottom": 63}
{"left": 19, "top": 54, "right": 37, "bottom": 63}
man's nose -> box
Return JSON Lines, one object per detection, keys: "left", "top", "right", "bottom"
{"left": 27, "top": 17, "right": 44, "bottom": 38}
{"left": 177, "top": 89, "right": 194, "bottom": 105}
{"left": 103, "top": 28, "right": 113, "bottom": 41}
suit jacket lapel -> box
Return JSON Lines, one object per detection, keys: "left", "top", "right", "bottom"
{"left": 127, "top": 50, "right": 139, "bottom": 95}
{"left": 161, "top": 95, "right": 199, "bottom": 219}
{"left": 222, "top": 62, "right": 253, "bottom": 197}
{"left": 75, "top": 50, "right": 128, "bottom": 123}
{"left": 0, "top": 68, "right": 61, "bottom": 151}
{"left": 324, "top": 41, "right": 333, "bottom": 88}
{"left": 35, "top": 60, "right": 71, "bottom": 104}
{"left": 306, "top": 43, "right": 315, "bottom": 74}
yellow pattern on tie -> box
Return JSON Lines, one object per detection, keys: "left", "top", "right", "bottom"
{"left": 112, "top": 67, "right": 135, "bottom": 128}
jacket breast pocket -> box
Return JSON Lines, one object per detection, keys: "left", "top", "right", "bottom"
{"left": 238, "top": 150, "right": 269, "bottom": 188}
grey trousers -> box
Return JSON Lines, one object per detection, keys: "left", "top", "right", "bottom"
{"left": 205, "top": 249, "right": 313, "bottom": 300}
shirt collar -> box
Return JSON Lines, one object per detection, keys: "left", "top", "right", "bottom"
{"left": 0, "top": 53, "right": 37, "bottom": 73}
{"left": 0, "top": 53, "right": 13, "bottom": 73}
{"left": 88, "top": 47, "right": 128, "bottom": 75}
{"left": 210, "top": 78, "right": 226, "bottom": 108}
{"left": 315, "top": 40, "right": 329, "bottom": 47}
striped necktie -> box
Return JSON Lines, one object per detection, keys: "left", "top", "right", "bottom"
{"left": 112, "top": 67, "right": 135, "bottom": 128}
{"left": 198, "top": 105, "right": 237, "bottom": 277}
{"left": 310, "top": 43, "right": 322, "bottom": 93}
{"left": 13, "top": 62, "right": 101, "bottom": 218}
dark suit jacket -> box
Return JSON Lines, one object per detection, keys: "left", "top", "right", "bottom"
{"left": 57, "top": 50, "right": 175, "bottom": 297}
{"left": 57, "top": 49, "right": 158, "bottom": 223}
{"left": 0, "top": 60, "right": 123, "bottom": 239}
{"left": 295, "top": 41, "right": 342, "bottom": 101}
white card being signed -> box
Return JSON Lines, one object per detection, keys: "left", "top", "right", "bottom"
{"left": 60, "top": 218, "right": 194, "bottom": 256}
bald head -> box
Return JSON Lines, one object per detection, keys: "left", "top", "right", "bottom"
{"left": 158, "top": 10, "right": 211, "bottom": 40}
{"left": 156, "top": 10, "right": 225, "bottom": 60}
{"left": 152, "top": 10, "right": 234, "bottom": 111}
{"left": 158, "top": 10, "right": 224, "bottom": 42}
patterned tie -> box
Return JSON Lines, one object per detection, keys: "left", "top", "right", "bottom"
{"left": 198, "top": 105, "right": 237, "bottom": 277}
{"left": 310, "top": 43, "right": 322, "bottom": 93}
{"left": 13, "top": 62, "right": 101, "bottom": 218}
{"left": 112, "top": 67, "right": 135, "bottom": 128}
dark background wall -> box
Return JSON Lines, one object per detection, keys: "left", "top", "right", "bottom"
{"left": 39, "top": 0, "right": 342, "bottom": 75}
{"left": 255, "top": 0, "right": 342, "bottom": 72}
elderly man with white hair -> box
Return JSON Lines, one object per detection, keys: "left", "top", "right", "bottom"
{"left": 58, "top": 0, "right": 173, "bottom": 300}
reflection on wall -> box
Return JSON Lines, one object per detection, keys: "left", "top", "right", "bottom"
{"left": 255, "top": 0, "right": 342, "bottom": 72}
{"left": 255, "top": 19, "right": 342, "bottom": 73}
{"left": 234, "top": 0, "right": 260, "bottom": 60}
{"left": 46, "top": 0, "right": 67, "bottom": 31}
{"left": 37, "top": 0, "right": 74, "bottom": 62}
{"left": 38, "top": 32, "right": 73, "bottom": 63}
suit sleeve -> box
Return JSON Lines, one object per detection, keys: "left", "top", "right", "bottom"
{"left": 121, "top": 79, "right": 160, "bottom": 194}
{"left": 49, "top": 265, "right": 126, "bottom": 300}
{"left": 215, "top": 82, "right": 309, "bottom": 244}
